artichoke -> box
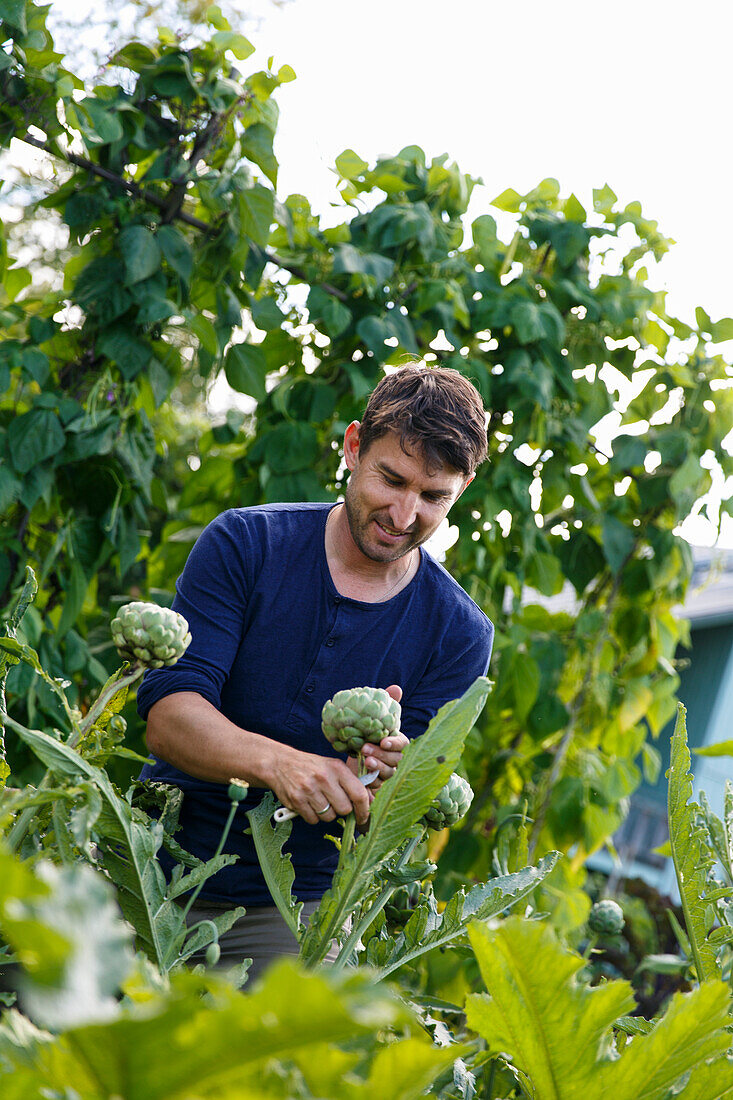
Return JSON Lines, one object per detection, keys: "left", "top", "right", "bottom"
{"left": 111, "top": 601, "right": 192, "bottom": 669}
{"left": 384, "top": 882, "right": 421, "bottom": 930}
{"left": 422, "top": 772, "right": 474, "bottom": 830}
{"left": 321, "top": 686, "right": 401, "bottom": 755}
{"left": 587, "top": 899, "right": 625, "bottom": 936}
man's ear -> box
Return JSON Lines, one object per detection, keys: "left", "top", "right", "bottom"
{"left": 343, "top": 421, "right": 361, "bottom": 472}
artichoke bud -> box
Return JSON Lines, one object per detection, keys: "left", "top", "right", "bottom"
{"left": 421, "top": 772, "right": 474, "bottom": 829}
{"left": 587, "top": 899, "right": 625, "bottom": 936}
{"left": 111, "top": 601, "right": 192, "bottom": 669}
{"left": 321, "top": 686, "right": 401, "bottom": 756}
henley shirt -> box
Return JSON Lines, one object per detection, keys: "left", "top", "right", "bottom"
{"left": 137, "top": 503, "right": 493, "bottom": 906}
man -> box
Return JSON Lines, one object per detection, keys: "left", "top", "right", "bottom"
{"left": 137, "top": 362, "right": 494, "bottom": 977}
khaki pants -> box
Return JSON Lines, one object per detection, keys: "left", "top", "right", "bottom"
{"left": 184, "top": 899, "right": 339, "bottom": 983}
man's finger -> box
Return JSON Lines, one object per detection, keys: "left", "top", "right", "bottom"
{"left": 386, "top": 683, "right": 403, "bottom": 703}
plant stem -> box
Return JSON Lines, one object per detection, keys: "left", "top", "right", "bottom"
{"left": 0, "top": 567, "right": 38, "bottom": 717}
{"left": 181, "top": 798, "right": 239, "bottom": 923}
{"left": 73, "top": 665, "right": 144, "bottom": 746}
{"left": 331, "top": 833, "right": 423, "bottom": 972}
{"left": 163, "top": 798, "right": 240, "bottom": 971}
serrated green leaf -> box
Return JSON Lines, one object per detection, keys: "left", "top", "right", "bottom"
{"left": 299, "top": 678, "right": 491, "bottom": 966}
{"left": 678, "top": 1057, "right": 733, "bottom": 1100}
{"left": 374, "top": 853, "right": 559, "bottom": 980}
{"left": 1, "top": 719, "right": 215, "bottom": 972}
{"left": 466, "top": 917, "right": 731, "bottom": 1099}
{"left": 177, "top": 904, "right": 245, "bottom": 963}
{"left": 466, "top": 917, "right": 636, "bottom": 1097}
{"left": 246, "top": 792, "right": 303, "bottom": 938}
{"left": 667, "top": 703, "right": 719, "bottom": 982}
{"left": 2, "top": 961, "right": 413, "bottom": 1098}
{"left": 0, "top": 857, "right": 134, "bottom": 1030}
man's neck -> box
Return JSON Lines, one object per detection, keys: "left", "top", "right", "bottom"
{"left": 325, "top": 504, "right": 416, "bottom": 602}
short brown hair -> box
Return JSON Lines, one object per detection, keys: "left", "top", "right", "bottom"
{"left": 358, "top": 363, "right": 488, "bottom": 476}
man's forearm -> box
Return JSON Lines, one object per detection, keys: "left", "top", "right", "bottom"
{"left": 145, "top": 692, "right": 281, "bottom": 787}
{"left": 144, "top": 690, "right": 393, "bottom": 827}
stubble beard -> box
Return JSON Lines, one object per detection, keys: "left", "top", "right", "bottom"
{"left": 342, "top": 483, "right": 424, "bottom": 564}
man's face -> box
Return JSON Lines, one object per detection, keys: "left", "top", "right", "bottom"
{"left": 342, "top": 426, "right": 471, "bottom": 563}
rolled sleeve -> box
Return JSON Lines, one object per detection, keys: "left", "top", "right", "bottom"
{"left": 136, "top": 511, "right": 255, "bottom": 719}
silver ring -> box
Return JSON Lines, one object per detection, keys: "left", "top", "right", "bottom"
{"left": 316, "top": 803, "right": 331, "bottom": 815}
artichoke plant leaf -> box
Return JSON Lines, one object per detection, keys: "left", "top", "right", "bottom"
{"left": 299, "top": 676, "right": 491, "bottom": 966}
{"left": 4, "top": 721, "right": 213, "bottom": 972}
{"left": 667, "top": 702, "right": 721, "bottom": 982}
{"left": 673, "top": 1056, "right": 733, "bottom": 1100}
{"left": 465, "top": 916, "right": 731, "bottom": 1100}
{"left": 246, "top": 791, "right": 303, "bottom": 938}
{"left": 466, "top": 917, "right": 635, "bottom": 1100}
{"left": 372, "top": 851, "right": 559, "bottom": 980}
{"left": 2, "top": 961, "right": 416, "bottom": 1100}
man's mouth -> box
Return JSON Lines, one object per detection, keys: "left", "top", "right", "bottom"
{"left": 374, "top": 519, "right": 409, "bottom": 540}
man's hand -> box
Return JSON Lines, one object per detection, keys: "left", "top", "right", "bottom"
{"left": 351, "top": 684, "right": 408, "bottom": 792}
{"left": 269, "top": 745, "right": 372, "bottom": 827}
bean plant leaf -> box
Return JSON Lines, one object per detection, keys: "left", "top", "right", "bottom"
{"left": 667, "top": 702, "right": 720, "bottom": 982}
{"left": 466, "top": 916, "right": 732, "bottom": 1100}
{"left": 370, "top": 852, "right": 559, "bottom": 980}
{"left": 120, "top": 225, "right": 161, "bottom": 285}
{"left": 299, "top": 677, "right": 491, "bottom": 966}
{"left": 246, "top": 791, "right": 303, "bottom": 938}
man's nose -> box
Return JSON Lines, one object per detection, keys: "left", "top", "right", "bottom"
{"left": 389, "top": 493, "right": 419, "bottom": 532}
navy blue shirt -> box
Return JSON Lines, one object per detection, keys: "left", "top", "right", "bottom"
{"left": 137, "top": 503, "right": 493, "bottom": 905}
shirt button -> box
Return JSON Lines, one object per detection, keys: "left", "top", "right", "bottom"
{"left": 334, "top": 596, "right": 342, "bottom": 604}
{"left": 325, "top": 639, "right": 335, "bottom": 648}
{"left": 305, "top": 684, "right": 315, "bottom": 694}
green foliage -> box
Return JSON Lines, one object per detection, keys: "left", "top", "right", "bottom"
{"left": 667, "top": 703, "right": 733, "bottom": 983}
{"left": 368, "top": 854, "right": 558, "bottom": 981}
{"left": 299, "top": 679, "right": 493, "bottom": 967}
{"left": 0, "top": 847, "right": 134, "bottom": 1030}
{"left": 247, "top": 791, "right": 303, "bottom": 939}
{"left": 2, "top": 7, "right": 733, "bottom": 1084}
{"left": 0, "top": 0, "right": 290, "bottom": 758}
{"left": 465, "top": 916, "right": 733, "bottom": 1099}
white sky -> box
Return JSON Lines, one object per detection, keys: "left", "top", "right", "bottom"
{"left": 252, "top": 0, "right": 731, "bottom": 325}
